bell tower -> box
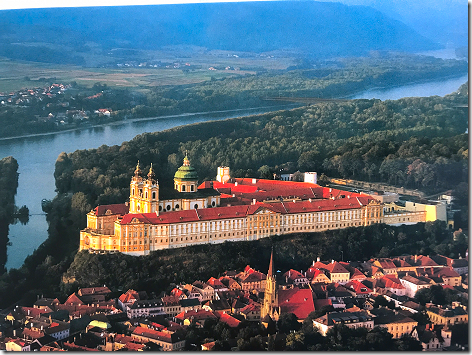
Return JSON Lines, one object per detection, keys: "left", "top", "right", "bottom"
{"left": 261, "top": 248, "right": 278, "bottom": 320}
{"left": 129, "top": 162, "right": 159, "bottom": 214}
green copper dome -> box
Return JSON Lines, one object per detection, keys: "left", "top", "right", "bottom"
{"left": 174, "top": 154, "right": 198, "bottom": 181}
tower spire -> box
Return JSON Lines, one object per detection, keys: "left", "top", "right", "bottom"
{"left": 268, "top": 247, "right": 274, "bottom": 277}
{"left": 147, "top": 163, "right": 156, "bottom": 180}
{"left": 134, "top": 160, "right": 142, "bottom": 176}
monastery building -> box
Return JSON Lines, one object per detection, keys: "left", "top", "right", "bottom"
{"left": 80, "top": 155, "right": 445, "bottom": 256}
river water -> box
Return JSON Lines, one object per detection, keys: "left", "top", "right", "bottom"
{"left": 1, "top": 68, "right": 468, "bottom": 270}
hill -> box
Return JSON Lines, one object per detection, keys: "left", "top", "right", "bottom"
{"left": 0, "top": 2, "right": 440, "bottom": 65}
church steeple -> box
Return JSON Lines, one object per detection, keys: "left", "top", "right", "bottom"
{"left": 268, "top": 247, "right": 274, "bottom": 277}
{"left": 262, "top": 247, "right": 278, "bottom": 320}
{"left": 134, "top": 161, "right": 142, "bottom": 177}
{"left": 147, "top": 163, "right": 156, "bottom": 181}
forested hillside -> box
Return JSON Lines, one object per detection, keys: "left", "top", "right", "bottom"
{"left": 0, "top": 2, "right": 439, "bottom": 64}
{"left": 131, "top": 54, "right": 468, "bottom": 118}
{"left": 55, "top": 82, "right": 468, "bottom": 207}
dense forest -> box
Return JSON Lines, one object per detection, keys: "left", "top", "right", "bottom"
{"left": 54, "top": 82, "right": 468, "bottom": 217}
{"left": 0, "top": 156, "right": 19, "bottom": 274}
{"left": 0, "top": 53, "right": 467, "bottom": 138}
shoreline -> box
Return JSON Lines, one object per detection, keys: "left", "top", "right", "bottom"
{"left": 0, "top": 72, "right": 467, "bottom": 143}
{"left": 343, "top": 72, "right": 468, "bottom": 99}
{"left": 0, "top": 103, "right": 299, "bottom": 143}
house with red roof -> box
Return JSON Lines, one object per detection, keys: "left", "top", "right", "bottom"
{"left": 238, "top": 271, "right": 267, "bottom": 292}
{"left": 174, "top": 309, "right": 218, "bottom": 327}
{"left": 306, "top": 268, "right": 331, "bottom": 284}
{"left": 345, "top": 280, "right": 373, "bottom": 298}
{"left": 375, "top": 275, "right": 407, "bottom": 296}
{"left": 131, "top": 326, "right": 185, "bottom": 351}
{"left": 215, "top": 312, "right": 241, "bottom": 328}
{"left": 283, "top": 269, "right": 309, "bottom": 286}
{"left": 118, "top": 289, "right": 141, "bottom": 311}
{"left": 371, "top": 258, "right": 398, "bottom": 276}
{"left": 323, "top": 261, "right": 350, "bottom": 284}
{"left": 219, "top": 276, "right": 242, "bottom": 290}
{"left": 239, "top": 302, "right": 261, "bottom": 322}
{"left": 207, "top": 277, "right": 228, "bottom": 292}
{"left": 399, "top": 274, "right": 434, "bottom": 298}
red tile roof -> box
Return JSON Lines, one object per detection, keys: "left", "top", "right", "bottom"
{"left": 284, "top": 269, "right": 307, "bottom": 282}
{"left": 350, "top": 268, "right": 366, "bottom": 280}
{"left": 78, "top": 286, "right": 111, "bottom": 296}
{"left": 436, "top": 267, "right": 460, "bottom": 278}
{"left": 118, "top": 289, "right": 140, "bottom": 303}
{"left": 175, "top": 309, "right": 217, "bottom": 322}
{"left": 323, "top": 261, "right": 350, "bottom": 274}
{"left": 215, "top": 312, "right": 241, "bottom": 328}
{"left": 207, "top": 277, "right": 226, "bottom": 288}
{"left": 278, "top": 287, "right": 314, "bottom": 320}
{"left": 94, "top": 204, "right": 128, "bottom": 217}
{"left": 21, "top": 307, "right": 48, "bottom": 318}
{"left": 345, "top": 280, "right": 372, "bottom": 295}
{"left": 64, "top": 293, "right": 84, "bottom": 305}
{"left": 121, "top": 178, "right": 375, "bottom": 226}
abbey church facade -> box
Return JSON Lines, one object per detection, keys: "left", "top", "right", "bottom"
{"left": 79, "top": 155, "right": 440, "bottom": 256}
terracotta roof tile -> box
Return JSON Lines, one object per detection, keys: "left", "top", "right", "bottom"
{"left": 278, "top": 287, "right": 314, "bottom": 320}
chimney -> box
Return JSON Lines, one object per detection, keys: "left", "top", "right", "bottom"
{"left": 317, "top": 257, "right": 320, "bottom": 262}
{"left": 414, "top": 255, "right": 418, "bottom": 263}
{"left": 331, "top": 260, "right": 334, "bottom": 264}
{"left": 252, "top": 199, "right": 256, "bottom": 205}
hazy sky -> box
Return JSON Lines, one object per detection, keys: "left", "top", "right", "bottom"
{"left": 0, "top": 0, "right": 465, "bottom": 11}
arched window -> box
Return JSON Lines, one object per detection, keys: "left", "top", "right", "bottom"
{"left": 175, "top": 204, "right": 180, "bottom": 210}
{"left": 159, "top": 205, "right": 162, "bottom": 211}
{"left": 166, "top": 205, "right": 171, "bottom": 211}
{"left": 182, "top": 185, "right": 186, "bottom": 192}
{"left": 194, "top": 204, "right": 198, "bottom": 209}
{"left": 212, "top": 201, "right": 216, "bottom": 207}
{"left": 191, "top": 185, "right": 194, "bottom": 192}
{"left": 152, "top": 191, "right": 156, "bottom": 200}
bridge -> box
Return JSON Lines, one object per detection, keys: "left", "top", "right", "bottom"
{"left": 261, "top": 97, "right": 350, "bottom": 105}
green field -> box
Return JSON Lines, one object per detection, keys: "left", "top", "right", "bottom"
{"left": 0, "top": 49, "right": 297, "bottom": 92}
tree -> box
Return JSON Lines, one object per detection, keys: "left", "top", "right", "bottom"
{"left": 277, "top": 312, "right": 301, "bottom": 333}
{"left": 395, "top": 334, "right": 423, "bottom": 351}
{"left": 285, "top": 331, "right": 306, "bottom": 351}
{"left": 415, "top": 285, "right": 448, "bottom": 306}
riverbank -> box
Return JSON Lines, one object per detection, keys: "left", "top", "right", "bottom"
{"left": 347, "top": 72, "right": 468, "bottom": 100}
{"left": 0, "top": 103, "right": 299, "bottom": 142}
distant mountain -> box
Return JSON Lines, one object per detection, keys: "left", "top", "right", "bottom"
{"left": 0, "top": 1, "right": 440, "bottom": 65}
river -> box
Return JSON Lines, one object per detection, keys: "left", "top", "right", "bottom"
{"left": 1, "top": 69, "right": 468, "bottom": 270}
